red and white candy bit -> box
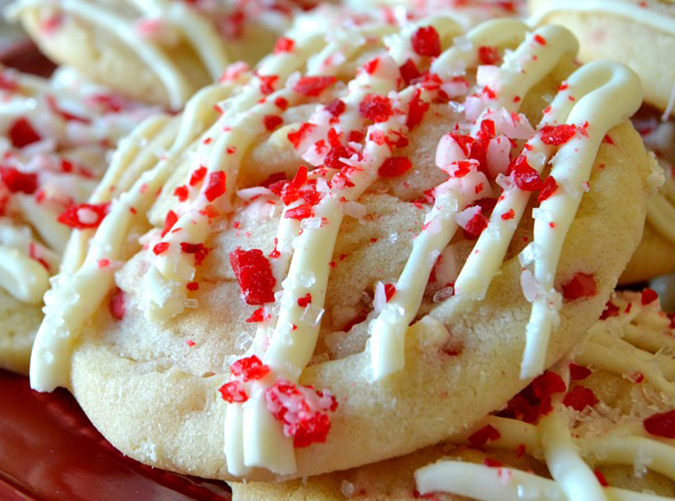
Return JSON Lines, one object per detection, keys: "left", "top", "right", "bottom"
{"left": 265, "top": 380, "right": 338, "bottom": 448}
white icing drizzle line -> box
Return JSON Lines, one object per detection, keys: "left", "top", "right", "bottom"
{"left": 646, "top": 172, "right": 675, "bottom": 246}
{"left": 540, "top": 394, "right": 609, "bottom": 501}
{"left": 416, "top": 293, "right": 675, "bottom": 501}
{"left": 528, "top": 0, "right": 675, "bottom": 36}
{"left": 519, "top": 61, "right": 642, "bottom": 379}
{"left": 29, "top": 82, "right": 235, "bottom": 392}
{"left": 6, "top": 0, "right": 228, "bottom": 108}
{"left": 371, "top": 23, "right": 579, "bottom": 380}
{"left": 226, "top": 16, "right": 465, "bottom": 476}
{"left": 416, "top": 461, "right": 672, "bottom": 501}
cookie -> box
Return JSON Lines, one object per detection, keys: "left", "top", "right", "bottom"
{"left": 232, "top": 289, "right": 675, "bottom": 500}
{"left": 29, "top": 17, "right": 654, "bottom": 481}
{"left": 6, "top": 0, "right": 334, "bottom": 109}
{"left": 622, "top": 110, "right": 675, "bottom": 283}
{"left": 0, "top": 65, "right": 157, "bottom": 374}
{"left": 528, "top": 0, "right": 675, "bottom": 116}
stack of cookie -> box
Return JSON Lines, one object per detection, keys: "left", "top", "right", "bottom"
{"left": 1, "top": 1, "right": 674, "bottom": 500}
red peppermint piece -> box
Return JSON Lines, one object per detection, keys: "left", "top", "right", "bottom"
{"left": 57, "top": 203, "right": 108, "bottom": 229}
{"left": 359, "top": 94, "right": 393, "bottom": 123}
{"left": 538, "top": 176, "right": 558, "bottom": 203}
{"left": 540, "top": 124, "right": 577, "bottom": 145}
{"left": 284, "top": 203, "right": 312, "bottom": 220}
{"left": 483, "top": 458, "right": 504, "bottom": 468}
{"left": 362, "top": 58, "right": 379, "bottom": 75}
{"left": 464, "top": 211, "right": 488, "bottom": 239}
{"left": 258, "top": 74, "right": 278, "bottom": 95}
{"left": 468, "top": 425, "right": 500, "bottom": 447}
{"left": 501, "top": 209, "right": 515, "bottom": 220}
{"left": 180, "top": 242, "right": 209, "bottom": 266}
{"left": 219, "top": 381, "right": 248, "bottom": 403}
{"left": 561, "top": 272, "right": 597, "bottom": 301}
{"left": 162, "top": 210, "right": 178, "bottom": 237}
{"left": 297, "top": 293, "right": 312, "bottom": 307}
{"left": 9, "top": 117, "right": 41, "bottom": 148}
{"left": 406, "top": 89, "right": 430, "bottom": 130}
{"left": 384, "top": 284, "right": 396, "bottom": 302}
{"left": 379, "top": 157, "right": 412, "bottom": 177}
{"left": 204, "top": 171, "right": 226, "bottom": 202}
{"left": 411, "top": 26, "right": 441, "bottom": 57}
{"left": 230, "top": 248, "right": 276, "bottom": 305}
{"left": 109, "top": 287, "right": 125, "bottom": 321}
{"left": 173, "top": 185, "right": 188, "bottom": 202}
{"left": 230, "top": 355, "right": 270, "bottom": 382}
{"left": 189, "top": 166, "right": 207, "bottom": 186}
{"left": 245, "top": 308, "right": 265, "bottom": 323}
{"left": 643, "top": 410, "right": 675, "bottom": 438}
{"left": 293, "top": 76, "right": 337, "bottom": 97}
{"left": 600, "top": 300, "right": 620, "bottom": 320}
{"left": 641, "top": 288, "right": 658, "bottom": 305}
{"left": 323, "top": 145, "right": 352, "bottom": 170}
{"left": 273, "top": 36, "right": 295, "bottom": 54}
{"left": 265, "top": 380, "right": 338, "bottom": 448}
{"left": 532, "top": 371, "right": 567, "bottom": 399}
{"left": 0, "top": 166, "right": 38, "bottom": 194}
{"left": 569, "top": 363, "right": 591, "bottom": 381}
{"left": 399, "top": 59, "right": 421, "bottom": 86}
{"left": 153, "top": 242, "right": 169, "bottom": 255}
{"left": 287, "top": 123, "right": 317, "bottom": 149}
{"left": 594, "top": 470, "right": 609, "bottom": 487}
{"left": 478, "top": 46, "right": 501, "bottom": 65}
{"left": 264, "top": 115, "right": 284, "bottom": 132}
{"left": 499, "top": 371, "right": 566, "bottom": 423}
{"left": 325, "top": 99, "right": 346, "bottom": 118}
{"left": 562, "top": 386, "right": 599, "bottom": 411}
{"left": 533, "top": 34, "right": 547, "bottom": 45}
{"left": 511, "top": 157, "right": 543, "bottom": 191}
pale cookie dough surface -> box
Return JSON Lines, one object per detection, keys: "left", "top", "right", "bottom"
{"left": 622, "top": 222, "right": 675, "bottom": 284}
{"left": 69, "top": 114, "right": 653, "bottom": 481}
{"left": 231, "top": 290, "right": 675, "bottom": 500}
{"left": 528, "top": 0, "right": 675, "bottom": 116}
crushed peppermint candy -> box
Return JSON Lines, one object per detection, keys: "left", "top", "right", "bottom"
{"left": 265, "top": 380, "right": 338, "bottom": 448}
{"left": 230, "top": 248, "right": 276, "bottom": 305}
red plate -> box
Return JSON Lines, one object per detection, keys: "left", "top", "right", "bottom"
{"left": 0, "top": 370, "right": 232, "bottom": 501}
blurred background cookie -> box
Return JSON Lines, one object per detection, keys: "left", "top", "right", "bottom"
{"left": 5, "top": 0, "right": 324, "bottom": 109}
{"left": 0, "top": 65, "right": 157, "bottom": 374}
